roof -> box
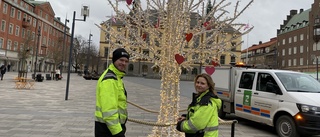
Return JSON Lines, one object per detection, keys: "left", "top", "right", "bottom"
{"left": 279, "top": 9, "right": 310, "bottom": 34}
{"left": 241, "top": 37, "right": 277, "bottom": 53}
{"left": 26, "top": 0, "right": 47, "bottom": 5}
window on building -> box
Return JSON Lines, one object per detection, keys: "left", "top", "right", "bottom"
{"left": 293, "top": 47, "right": 297, "bottom": 54}
{"left": 15, "top": 26, "right": 19, "bottom": 36}
{"left": 7, "top": 40, "right": 12, "bottom": 50}
{"left": 0, "top": 38, "right": 3, "bottom": 48}
{"left": 104, "top": 47, "right": 109, "bottom": 58}
{"left": 10, "top": 7, "right": 15, "bottom": 17}
{"left": 17, "top": 10, "right": 21, "bottom": 20}
{"left": 20, "top": 1, "right": 24, "bottom": 7}
{"left": 282, "top": 39, "right": 285, "bottom": 45}
{"left": 293, "top": 59, "right": 296, "bottom": 66}
{"left": 288, "top": 48, "right": 291, "bottom": 55}
{"left": 231, "top": 56, "right": 236, "bottom": 62}
{"left": 300, "top": 58, "right": 303, "bottom": 65}
{"left": 288, "top": 37, "right": 292, "bottom": 43}
{"left": 20, "top": 43, "right": 24, "bottom": 51}
{"left": 9, "top": 23, "right": 13, "bottom": 34}
{"left": 14, "top": 41, "right": 18, "bottom": 51}
{"left": 288, "top": 59, "right": 291, "bottom": 66}
{"left": 300, "top": 45, "right": 303, "bottom": 53}
{"left": 294, "top": 36, "right": 297, "bottom": 42}
{"left": 39, "top": 10, "right": 42, "bottom": 17}
{"left": 3, "top": 3, "right": 8, "bottom": 14}
{"left": 220, "top": 55, "right": 225, "bottom": 64}
{"left": 32, "top": 32, "right": 35, "bottom": 41}
{"left": 282, "top": 49, "right": 285, "bottom": 56}
{"left": 21, "top": 28, "right": 25, "bottom": 38}
{"left": 1, "top": 20, "right": 5, "bottom": 32}
{"left": 33, "top": 19, "right": 36, "bottom": 27}
{"left": 300, "top": 34, "right": 304, "bottom": 41}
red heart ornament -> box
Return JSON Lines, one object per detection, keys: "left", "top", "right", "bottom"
{"left": 212, "top": 60, "right": 219, "bottom": 67}
{"left": 175, "top": 54, "right": 184, "bottom": 64}
{"left": 142, "top": 33, "right": 147, "bottom": 40}
{"left": 126, "top": 0, "right": 133, "bottom": 5}
{"left": 205, "top": 66, "right": 215, "bottom": 75}
{"left": 185, "top": 33, "right": 193, "bottom": 42}
{"left": 203, "top": 22, "right": 212, "bottom": 30}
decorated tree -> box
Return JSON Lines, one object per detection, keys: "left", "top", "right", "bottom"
{"left": 103, "top": 0, "right": 253, "bottom": 136}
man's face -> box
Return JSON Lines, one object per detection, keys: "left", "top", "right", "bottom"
{"left": 114, "top": 57, "right": 129, "bottom": 72}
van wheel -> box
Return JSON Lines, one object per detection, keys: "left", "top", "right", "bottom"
{"left": 276, "top": 115, "right": 299, "bottom": 137}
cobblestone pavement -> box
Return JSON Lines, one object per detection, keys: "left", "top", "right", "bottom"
{"left": 0, "top": 72, "right": 280, "bottom": 137}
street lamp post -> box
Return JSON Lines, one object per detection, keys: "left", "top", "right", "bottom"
{"left": 313, "top": 17, "right": 320, "bottom": 80}
{"left": 86, "top": 33, "right": 93, "bottom": 71}
{"left": 33, "top": 26, "right": 41, "bottom": 79}
{"left": 65, "top": 5, "right": 89, "bottom": 100}
{"left": 61, "top": 18, "right": 69, "bottom": 75}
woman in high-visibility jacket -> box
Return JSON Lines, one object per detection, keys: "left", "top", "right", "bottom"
{"left": 176, "top": 73, "right": 222, "bottom": 137}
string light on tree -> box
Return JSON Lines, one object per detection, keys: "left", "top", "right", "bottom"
{"left": 100, "top": 0, "right": 254, "bottom": 136}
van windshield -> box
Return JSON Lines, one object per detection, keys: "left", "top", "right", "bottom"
{"left": 275, "top": 72, "right": 320, "bottom": 93}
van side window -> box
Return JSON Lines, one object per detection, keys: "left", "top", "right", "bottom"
{"left": 239, "top": 72, "right": 255, "bottom": 89}
{"left": 256, "top": 73, "right": 273, "bottom": 92}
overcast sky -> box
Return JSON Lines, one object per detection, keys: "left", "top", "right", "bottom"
{"left": 46, "top": 0, "right": 314, "bottom": 50}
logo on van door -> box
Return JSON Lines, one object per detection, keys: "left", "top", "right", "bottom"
{"left": 243, "top": 90, "right": 252, "bottom": 106}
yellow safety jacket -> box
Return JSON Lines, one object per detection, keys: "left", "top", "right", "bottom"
{"left": 95, "top": 64, "right": 128, "bottom": 135}
{"left": 177, "top": 90, "right": 222, "bottom": 137}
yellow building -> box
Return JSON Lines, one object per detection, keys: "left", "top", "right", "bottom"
{"left": 98, "top": 14, "right": 242, "bottom": 79}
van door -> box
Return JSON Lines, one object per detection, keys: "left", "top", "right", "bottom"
{"left": 234, "top": 71, "right": 256, "bottom": 120}
{"left": 251, "top": 73, "right": 279, "bottom": 125}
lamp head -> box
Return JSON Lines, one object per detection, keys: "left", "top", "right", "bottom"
{"left": 81, "top": 5, "right": 90, "bottom": 17}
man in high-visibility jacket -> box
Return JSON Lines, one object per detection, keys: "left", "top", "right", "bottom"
{"left": 176, "top": 74, "right": 222, "bottom": 137}
{"left": 95, "top": 48, "right": 130, "bottom": 137}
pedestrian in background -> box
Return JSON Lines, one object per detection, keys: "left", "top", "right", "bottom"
{"left": 0, "top": 64, "right": 7, "bottom": 80}
{"left": 176, "top": 73, "right": 222, "bottom": 137}
{"left": 55, "top": 68, "right": 60, "bottom": 81}
{"left": 95, "top": 48, "right": 130, "bottom": 137}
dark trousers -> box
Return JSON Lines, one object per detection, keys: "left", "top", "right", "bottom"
{"left": 95, "top": 121, "right": 126, "bottom": 137}
{"left": 0, "top": 73, "right": 4, "bottom": 80}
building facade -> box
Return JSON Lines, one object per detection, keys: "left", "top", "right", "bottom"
{"left": 241, "top": 38, "right": 278, "bottom": 69}
{"left": 98, "top": 13, "right": 243, "bottom": 79}
{"left": 0, "top": 0, "right": 70, "bottom": 73}
{"left": 276, "top": 0, "right": 320, "bottom": 73}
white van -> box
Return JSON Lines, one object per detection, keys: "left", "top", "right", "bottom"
{"left": 205, "top": 66, "right": 320, "bottom": 137}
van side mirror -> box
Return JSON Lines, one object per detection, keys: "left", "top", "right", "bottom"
{"left": 266, "top": 82, "right": 282, "bottom": 95}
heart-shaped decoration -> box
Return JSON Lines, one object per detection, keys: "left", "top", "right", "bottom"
{"left": 142, "top": 33, "right": 147, "bottom": 40}
{"left": 205, "top": 66, "right": 215, "bottom": 75}
{"left": 126, "top": 0, "right": 133, "bottom": 5}
{"left": 175, "top": 54, "right": 184, "bottom": 64}
{"left": 203, "top": 22, "right": 209, "bottom": 27}
{"left": 185, "top": 33, "right": 193, "bottom": 42}
{"left": 212, "top": 60, "right": 219, "bottom": 67}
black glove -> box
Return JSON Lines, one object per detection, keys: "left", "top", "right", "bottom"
{"left": 113, "top": 130, "right": 125, "bottom": 137}
{"left": 176, "top": 120, "right": 183, "bottom": 132}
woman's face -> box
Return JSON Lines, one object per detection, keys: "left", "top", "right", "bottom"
{"left": 195, "top": 77, "right": 209, "bottom": 93}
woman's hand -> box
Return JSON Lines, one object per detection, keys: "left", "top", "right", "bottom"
{"left": 177, "top": 116, "right": 186, "bottom": 122}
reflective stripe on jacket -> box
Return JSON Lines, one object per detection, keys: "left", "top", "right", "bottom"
{"left": 95, "top": 64, "right": 128, "bottom": 135}
{"left": 179, "top": 90, "right": 222, "bottom": 137}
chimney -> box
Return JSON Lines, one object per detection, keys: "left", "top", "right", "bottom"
{"left": 259, "top": 41, "right": 262, "bottom": 45}
{"left": 300, "top": 9, "right": 304, "bottom": 13}
{"left": 57, "top": 17, "right": 60, "bottom": 21}
{"left": 290, "top": 10, "right": 297, "bottom": 16}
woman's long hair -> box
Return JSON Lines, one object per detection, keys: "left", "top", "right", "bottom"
{"left": 194, "top": 73, "right": 215, "bottom": 93}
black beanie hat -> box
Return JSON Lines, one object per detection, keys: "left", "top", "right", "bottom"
{"left": 112, "top": 48, "right": 130, "bottom": 63}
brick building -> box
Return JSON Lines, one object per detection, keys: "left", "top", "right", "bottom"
{"left": 0, "top": 0, "right": 70, "bottom": 72}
